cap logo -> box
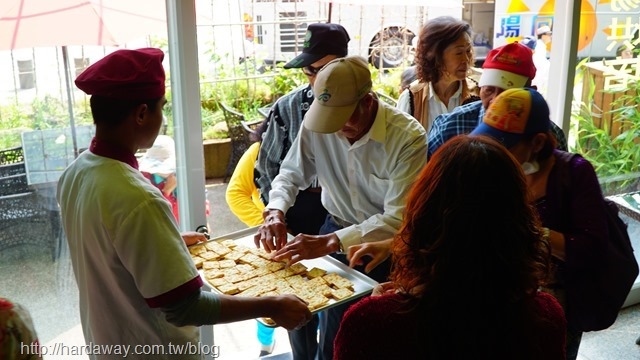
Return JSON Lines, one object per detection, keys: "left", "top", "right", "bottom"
{"left": 484, "top": 93, "right": 530, "bottom": 134}
{"left": 318, "top": 89, "right": 332, "bottom": 103}
{"left": 304, "top": 30, "right": 312, "bottom": 48}
{"left": 494, "top": 52, "right": 520, "bottom": 66}
{"left": 501, "top": 76, "right": 514, "bottom": 88}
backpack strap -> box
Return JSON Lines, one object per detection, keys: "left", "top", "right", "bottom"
{"left": 408, "top": 90, "right": 415, "bottom": 118}
{"left": 549, "top": 150, "right": 581, "bottom": 234}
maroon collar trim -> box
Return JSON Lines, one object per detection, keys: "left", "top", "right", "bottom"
{"left": 89, "top": 137, "right": 139, "bottom": 170}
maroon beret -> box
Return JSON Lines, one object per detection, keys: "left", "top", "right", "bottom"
{"left": 75, "top": 48, "right": 166, "bottom": 100}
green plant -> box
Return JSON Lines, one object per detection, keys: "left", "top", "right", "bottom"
{"left": 30, "top": 96, "right": 68, "bottom": 129}
{"left": 201, "top": 108, "right": 228, "bottom": 140}
{"left": 198, "top": 54, "right": 304, "bottom": 137}
{"left": 202, "top": 126, "right": 229, "bottom": 140}
{"left": 0, "top": 127, "right": 31, "bottom": 149}
{"left": 0, "top": 103, "right": 32, "bottom": 130}
{"left": 571, "top": 79, "right": 640, "bottom": 195}
{"left": 370, "top": 66, "right": 404, "bottom": 99}
{"left": 0, "top": 94, "right": 97, "bottom": 149}
{"left": 265, "top": 63, "right": 307, "bottom": 100}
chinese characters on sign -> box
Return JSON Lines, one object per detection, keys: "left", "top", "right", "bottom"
{"left": 496, "top": 15, "right": 522, "bottom": 39}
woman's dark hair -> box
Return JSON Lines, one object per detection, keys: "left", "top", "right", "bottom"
{"left": 89, "top": 96, "right": 164, "bottom": 127}
{"left": 414, "top": 16, "right": 473, "bottom": 85}
{"left": 391, "top": 135, "right": 551, "bottom": 358}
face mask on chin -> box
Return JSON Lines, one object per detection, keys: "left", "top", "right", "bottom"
{"left": 521, "top": 160, "right": 540, "bottom": 175}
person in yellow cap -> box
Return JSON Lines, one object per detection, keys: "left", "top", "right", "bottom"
{"left": 471, "top": 88, "right": 608, "bottom": 360}
{"left": 57, "top": 48, "right": 311, "bottom": 359}
{"left": 254, "top": 55, "right": 428, "bottom": 359}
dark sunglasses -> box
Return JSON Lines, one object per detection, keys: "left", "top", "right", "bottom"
{"left": 302, "top": 64, "right": 322, "bottom": 76}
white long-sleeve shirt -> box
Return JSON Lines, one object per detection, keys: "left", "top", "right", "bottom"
{"left": 267, "top": 100, "right": 428, "bottom": 250}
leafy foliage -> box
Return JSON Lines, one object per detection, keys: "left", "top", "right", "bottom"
{"left": 0, "top": 95, "right": 93, "bottom": 148}
{"left": 0, "top": 53, "right": 409, "bottom": 145}
{"left": 571, "top": 74, "right": 640, "bottom": 195}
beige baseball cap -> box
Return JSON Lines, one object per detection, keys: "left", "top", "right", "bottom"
{"left": 303, "top": 56, "right": 372, "bottom": 133}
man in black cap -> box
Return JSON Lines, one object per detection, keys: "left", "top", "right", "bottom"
{"left": 57, "top": 48, "right": 311, "bottom": 358}
{"left": 253, "top": 23, "right": 349, "bottom": 360}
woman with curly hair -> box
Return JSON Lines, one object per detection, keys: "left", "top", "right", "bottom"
{"left": 334, "top": 135, "right": 566, "bottom": 359}
{"left": 397, "top": 16, "right": 474, "bottom": 131}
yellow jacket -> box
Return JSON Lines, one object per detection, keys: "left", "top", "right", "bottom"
{"left": 225, "top": 142, "right": 265, "bottom": 227}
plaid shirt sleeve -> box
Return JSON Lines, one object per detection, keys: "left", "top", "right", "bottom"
{"left": 427, "top": 101, "right": 483, "bottom": 159}
{"left": 427, "top": 100, "right": 568, "bottom": 157}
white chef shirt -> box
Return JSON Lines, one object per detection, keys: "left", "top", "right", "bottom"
{"left": 57, "top": 151, "right": 203, "bottom": 359}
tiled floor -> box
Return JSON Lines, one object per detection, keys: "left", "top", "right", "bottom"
{"left": 2, "top": 181, "right": 640, "bottom": 359}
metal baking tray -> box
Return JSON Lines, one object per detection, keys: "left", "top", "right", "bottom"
{"left": 199, "top": 226, "right": 379, "bottom": 327}
{"left": 609, "top": 193, "right": 640, "bottom": 222}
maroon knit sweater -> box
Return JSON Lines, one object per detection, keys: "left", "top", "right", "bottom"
{"left": 334, "top": 291, "right": 566, "bottom": 359}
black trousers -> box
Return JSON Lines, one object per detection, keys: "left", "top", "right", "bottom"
{"left": 285, "top": 189, "right": 328, "bottom": 236}
{"left": 285, "top": 189, "right": 327, "bottom": 360}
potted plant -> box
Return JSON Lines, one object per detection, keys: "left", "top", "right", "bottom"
{"left": 201, "top": 108, "right": 230, "bottom": 179}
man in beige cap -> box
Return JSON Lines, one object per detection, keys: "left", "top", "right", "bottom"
{"left": 254, "top": 55, "right": 428, "bottom": 359}
{"left": 255, "top": 22, "right": 350, "bottom": 359}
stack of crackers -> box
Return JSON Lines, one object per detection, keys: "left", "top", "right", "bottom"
{"left": 189, "top": 239, "right": 356, "bottom": 312}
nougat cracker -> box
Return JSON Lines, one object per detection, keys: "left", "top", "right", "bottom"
{"left": 202, "top": 261, "right": 220, "bottom": 270}
{"left": 323, "top": 273, "right": 354, "bottom": 289}
{"left": 217, "top": 283, "right": 239, "bottom": 295}
{"left": 306, "top": 267, "right": 327, "bottom": 279}
{"left": 191, "top": 256, "right": 204, "bottom": 269}
{"left": 199, "top": 251, "right": 220, "bottom": 261}
{"left": 188, "top": 244, "right": 207, "bottom": 256}
{"left": 330, "top": 287, "right": 354, "bottom": 300}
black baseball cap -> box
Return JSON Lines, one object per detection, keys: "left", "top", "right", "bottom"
{"left": 283, "top": 23, "right": 350, "bottom": 69}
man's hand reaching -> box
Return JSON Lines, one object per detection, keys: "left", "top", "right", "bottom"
{"left": 254, "top": 209, "right": 288, "bottom": 252}
{"left": 271, "top": 233, "right": 341, "bottom": 265}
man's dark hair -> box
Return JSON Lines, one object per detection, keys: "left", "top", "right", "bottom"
{"left": 90, "top": 96, "right": 164, "bottom": 126}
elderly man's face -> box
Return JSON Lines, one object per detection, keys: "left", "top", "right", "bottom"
{"left": 479, "top": 86, "right": 504, "bottom": 110}
{"left": 338, "top": 94, "right": 374, "bottom": 143}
